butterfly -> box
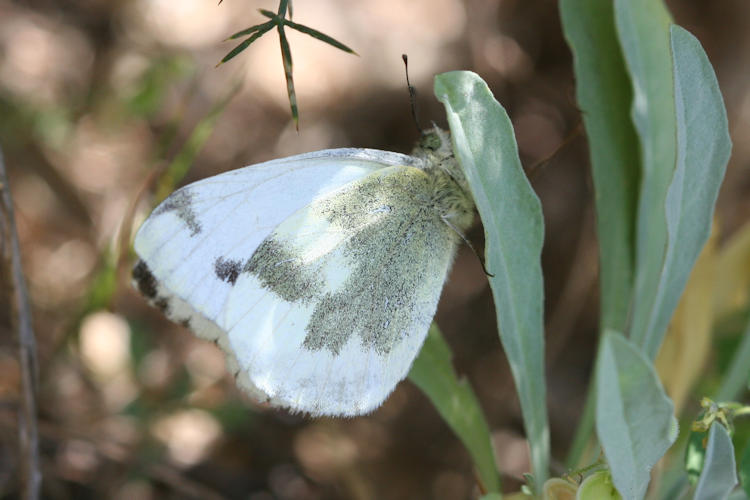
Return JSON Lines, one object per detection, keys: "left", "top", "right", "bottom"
{"left": 133, "top": 127, "right": 475, "bottom": 416}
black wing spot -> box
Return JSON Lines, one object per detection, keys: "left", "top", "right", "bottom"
{"left": 214, "top": 257, "right": 243, "bottom": 285}
{"left": 154, "top": 189, "right": 202, "bottom": 236}
{"left": 154, "top": 297, "right": 170, "bottom": 314}
{"left": 133, "top": 260, "right": 158, "bottom": 299}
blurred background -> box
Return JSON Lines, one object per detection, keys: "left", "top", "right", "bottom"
{"left": 0, "top": 0, "right": 748, "bottom": 498}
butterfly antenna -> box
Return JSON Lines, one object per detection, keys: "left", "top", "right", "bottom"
{"left": 402, "top": 54, "right": 424, "bottom": 136}
{"left": 441, "top": 215, "right": 494, "bottom": 278}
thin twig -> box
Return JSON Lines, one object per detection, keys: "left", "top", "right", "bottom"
{"left": 0, "top": 146, "right": 41, "bottom": 499}
{"left": 526, "top": 122, "right": 583, "bottom": 180}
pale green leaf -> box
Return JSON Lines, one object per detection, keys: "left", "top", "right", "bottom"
{"left": 613, "top": 0, "right": 676, "bottom": 355}
{"left": 694, "top": 423, "right": 738, "bottom": 500}
{"left": 596, "top": 331, "right": 677, "bottom": 500}
{"left": 559, "top": 0, "right": 639, "bottom": 333}
{"left": 634, "top": 25, "right": 732, "bottom": 358}
{"left": 434, "top": 71, "right": 548, "bottom": 486}
{"left": 409, "top": 325, "right": 501, "bottom": 494}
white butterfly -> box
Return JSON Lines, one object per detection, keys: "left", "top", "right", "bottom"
{"left": 133, "top": 127, "right": 475, "bottom": 416}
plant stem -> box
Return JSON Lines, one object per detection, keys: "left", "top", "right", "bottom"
{"left": 0, "top": 146, "right": 41, "bottom": 499}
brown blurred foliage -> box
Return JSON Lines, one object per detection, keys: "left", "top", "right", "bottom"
{"left": 0, "top": 0, "right": 748, "bottom": 498}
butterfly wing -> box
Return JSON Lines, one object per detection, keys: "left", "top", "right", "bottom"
{"left": 134, "top": 148, "right": 417, "bottom": 343}
{"left": 219, "top": 165, "right": 462, "bottom": 416}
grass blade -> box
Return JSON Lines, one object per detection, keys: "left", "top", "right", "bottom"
{"left": 225, "top": 20, "right": 274, "bottom": 41}
{"left": 219, "top": 24, "right": 274, "bottom": 66}
{"left": 285, "top": 20, "right": 357, "bottom": 54}
{"left": 277, "top": 26, "right": 298, "bottom": 129}
{"left": 409, "top": 325, "right": 500, "bottom": 494}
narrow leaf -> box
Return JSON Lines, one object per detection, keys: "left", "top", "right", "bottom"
{"left": 636, "top": 25, "right": 732, "bottom": 358}
{"left": 559, "top": 0, "right": 639, "bottom": 333}
{"left": 285, "top": 20, "right": 357, "bottom": 55}
{"left": 226, "top": 20, "right": 274, "bottom": 41}
{"left": 409, "top": 325, "right": 501, "bottom": 494}
{"left": 612, "top": 0, "right": 676, "bottom": 354}
{"left": 596, "top": 331, "right": 677, "bottom": 500}
{"left": 219, "top": 24, "right": 274, "bottom": 65}
{"left": 434, "top": 71, "right": 549, "bottom": 486}
{"left": 277, "top": 0, "right": 289, "bottom": 17}
{"left": 694, "top": 423, "right": 738, "bottom": 500}
{"left": 277, "top": 26, "right": 299, "bottom": 128}
{"left": 259, "top": 8, "right": 277, "bottom": 20}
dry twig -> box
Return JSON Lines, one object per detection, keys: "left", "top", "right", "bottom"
{"left": 0, "top": 147, "right": 41, "bottom": 499}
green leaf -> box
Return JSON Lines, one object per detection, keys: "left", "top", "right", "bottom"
{"left": 219, "top": 23, "right": 274, "bottom": 65}
{"left": 221, "top": 2, "right": 353, "bottom": 126}
{"left": 632, "top": 25, "right": 732, "bottom": 359}
{"left": 277, "top": 25, "right": 299, "bottom": 129}
{"left": 285, "top": 19, "right": 357, "bottom": 55}
{"left": 277, "top": 0, "right": 290, "bottom": 17}
{"left": 434, "top": 71, "right": 549, "bottom": 486}
{"left": 595, "top": 331, "right": 677, "bottom": 500}
{"left": 559, "top": 0, "right": 639, "bottom": 333}
{"left": 740, "top": 440, "right": 750, "bottom": 497}
{"left": 694, "top": 423, "right": 738, "bottom": 500}
{"left": 225, "top": 20, "right": 275, "bottom": 41}
{"left": 259, "top": 8, "right": 277, "bottom": 19}
{"left": 409, "top": 325, "right": 500, "bottom": 494}
{"left": 612, "top": 0, "right": 676, "bottom": 356}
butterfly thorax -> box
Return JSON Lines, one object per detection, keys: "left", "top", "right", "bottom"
{"left": 411, "top": 127, "right": 475, "bottom": 234}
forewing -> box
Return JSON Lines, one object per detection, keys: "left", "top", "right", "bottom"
{"left": 134, "top": 149, "right": 416, "bottom": 342}
{"left": 219, "top": 166, "right": 461, "bottom": 415}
